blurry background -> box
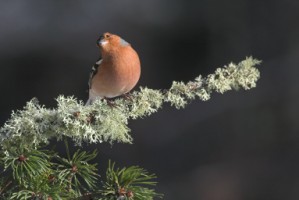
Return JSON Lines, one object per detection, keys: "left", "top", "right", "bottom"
{"left": 1, "top": 0, "right": 299, "bottom": 199}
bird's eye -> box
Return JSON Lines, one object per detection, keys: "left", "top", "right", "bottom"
{"left": 105, "top": 34, "right": 110, "bottom": 38}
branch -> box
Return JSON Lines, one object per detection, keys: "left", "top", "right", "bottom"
{"left": 0, "top": 57, "right": 261, "bottom": 149}
{"left": 0, "top": 180, "right": 12, "bottom": 194}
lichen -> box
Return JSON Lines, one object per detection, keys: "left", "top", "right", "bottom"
{"left": 0, "top": 57, "right": 261, "bottom": 149}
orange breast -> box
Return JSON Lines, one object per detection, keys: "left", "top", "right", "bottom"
{"left": 91, "top": 46, "right": 140, "bottom": 98}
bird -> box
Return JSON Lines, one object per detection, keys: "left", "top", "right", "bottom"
{"left": 86, "top": 32, "right": 141, "bottom": 105}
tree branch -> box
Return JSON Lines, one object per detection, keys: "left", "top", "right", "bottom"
{"left": 0, "top": 57, "right": 261, "bottom": 150}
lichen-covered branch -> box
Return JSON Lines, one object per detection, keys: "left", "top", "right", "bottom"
{"left": 0, "top": 57, "right": 261, "bottom": 150}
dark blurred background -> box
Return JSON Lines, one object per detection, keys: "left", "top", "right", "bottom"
{"left": 1, "top": 0, "right": 299, "bottom": 199}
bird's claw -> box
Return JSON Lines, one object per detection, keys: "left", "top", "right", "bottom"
{"left": 122, "top": 93, "right": 133, "bottom": 101}
{"left": 103, "top": 97, "right": 117, "bottom": 108}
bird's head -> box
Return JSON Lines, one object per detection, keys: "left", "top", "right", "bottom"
{"left": 96, "top": 32, "right": 130, "bottom": 53}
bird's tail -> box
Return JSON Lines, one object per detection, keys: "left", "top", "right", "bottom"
{"left": 86, "top": 91, "right": 100, "bottom": 105}
{"left": 85, "top": 98, "right": 93, "bottom": 106}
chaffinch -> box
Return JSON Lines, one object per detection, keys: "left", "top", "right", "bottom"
{"left": 86, "top": 32, "right": 141, "bottom": 105}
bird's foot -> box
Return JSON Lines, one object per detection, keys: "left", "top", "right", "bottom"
{"left": 103, "top": 97, "right": 117, "bottom": 108}
{"left": 122, "top": 93, "right": 133, "bottom": 101}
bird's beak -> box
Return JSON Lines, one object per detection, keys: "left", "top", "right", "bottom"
{"left": 97, "top": 36, "right": 108, "bottom": 47}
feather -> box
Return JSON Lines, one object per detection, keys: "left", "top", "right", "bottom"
{"left": 88, "top": 58, "right": 102, "bottom": 89}
{"left": 120, "top": 38, "right": 130, "bottom": 47}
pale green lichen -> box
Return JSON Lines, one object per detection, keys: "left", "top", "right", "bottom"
{"left": 0, "top": 57, "right": 261, "bottom": 149}
{"left": 129, "top": 87, "right": 164, "bottom": 119}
